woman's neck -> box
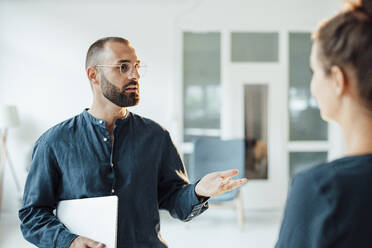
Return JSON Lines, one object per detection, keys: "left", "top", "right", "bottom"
{"left": 340, "top": 105, "right": 372, "bottom": 156}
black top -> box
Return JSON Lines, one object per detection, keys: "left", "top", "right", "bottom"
{"left": 276, "top": 153, "right": 372, "bottom": 248}
{"left": 19, "top": 110, "right": 208, "bottom": 248}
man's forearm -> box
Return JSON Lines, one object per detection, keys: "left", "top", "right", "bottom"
{"left": 19, "top": 206, "right": 78, "bottom": 248}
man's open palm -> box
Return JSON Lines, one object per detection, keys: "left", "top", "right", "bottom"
{"left": 195, "top": 169, "right": 248, "bottom": 198}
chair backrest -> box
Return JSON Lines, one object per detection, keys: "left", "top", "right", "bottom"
{"left": 189, "top": 138, "right": 245, "bottom": 203}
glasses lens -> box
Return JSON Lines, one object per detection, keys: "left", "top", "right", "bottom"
{"left": 119, "top": 63, "right": 131, "bottom": 74}
{"left": 118, "top": 62, "right": 147, "bottom": 77}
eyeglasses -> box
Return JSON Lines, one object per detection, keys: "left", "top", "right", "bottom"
{"left": 95, "top": 62, "right": 147, "bottom": 76}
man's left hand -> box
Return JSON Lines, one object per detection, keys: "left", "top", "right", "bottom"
{"left": 195, "top": 169, "right": 248, "bottom": 198}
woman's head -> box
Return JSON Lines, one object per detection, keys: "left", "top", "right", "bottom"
{"left": 310, "top": 0, "right": 372, "bottom": 121}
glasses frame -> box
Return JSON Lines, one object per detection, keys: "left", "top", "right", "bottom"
{"left": 95, "top": 62, "right": 146, "bottom": 75}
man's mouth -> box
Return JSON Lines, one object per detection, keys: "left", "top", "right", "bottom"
{"left": 125, "top": 84, "right": 138, "bottom": 92}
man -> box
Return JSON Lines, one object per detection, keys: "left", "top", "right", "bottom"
{"left": 19, "top": 37, "right": 248, "bottom": 248}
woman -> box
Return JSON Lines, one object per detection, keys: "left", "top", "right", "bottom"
{"left": 276, "top": 0, "right": 372, "bottom": 247}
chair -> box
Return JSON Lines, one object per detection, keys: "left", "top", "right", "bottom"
{"left": 189, "top": 137, "right": 246, "bottom": 230}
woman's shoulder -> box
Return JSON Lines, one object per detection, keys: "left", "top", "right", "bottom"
{"left": 297, "top": 153, "right": 372, "bottom": 178}
{"left": 293, "top": 153, "right": 372, "bottom": 197}
{"left": 292, "top": 160, "right": 334, "bottom": 187}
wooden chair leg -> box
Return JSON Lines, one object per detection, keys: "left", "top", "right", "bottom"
{"left": 236, "top": 190, "right": 244, "bottom": 231}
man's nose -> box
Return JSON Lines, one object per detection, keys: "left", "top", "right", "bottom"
{"left": 128, "top": 68, "right": 140, "bottom": 80}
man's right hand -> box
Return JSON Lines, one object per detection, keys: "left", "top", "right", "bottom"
{"left": 69, "top": 236, "right": 105, "bottom": 248}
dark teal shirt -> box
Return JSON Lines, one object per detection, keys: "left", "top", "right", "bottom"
{"left": 276, "top": 154, "right": 372, "bottom": 248}
{"left": 19, "top": 110, "right": 208, "bottom": 248}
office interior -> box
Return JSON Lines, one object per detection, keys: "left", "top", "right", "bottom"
{"left": 0, "top": 0, "right": 345, "bottom": 247}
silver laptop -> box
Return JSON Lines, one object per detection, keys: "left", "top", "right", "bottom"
{"left": 56, "top": 195, "right": 118, "bottom": 248}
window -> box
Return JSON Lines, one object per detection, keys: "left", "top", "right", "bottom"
{"left": 289, "top": 32, "right": 327, "bottom": 141}
{"left": 289, "top": 152, "right": 328, "bottom": 181}
{"left": 288, "top": 32, "right": 329, "bottom": 180}
{"left": 231, "top": 32, "right": 279, "bottom": 62}
{"left": 183, "top": 32, "right": 221, "bottom": 143}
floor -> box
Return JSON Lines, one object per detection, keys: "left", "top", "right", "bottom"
{"left": 0, "top": 208, "right": 282, "bottom": 248}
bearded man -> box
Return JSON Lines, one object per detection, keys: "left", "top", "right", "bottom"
{"left": 19, "top": 37, "right": 247, "bottom": 248}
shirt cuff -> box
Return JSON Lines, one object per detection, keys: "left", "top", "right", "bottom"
{"left": 184, "top": 182, "right": 209, "bottom": 222}
{"left": 56, "top": 229, "right": 78, "bottom": 248}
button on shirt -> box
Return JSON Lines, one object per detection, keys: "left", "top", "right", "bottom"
{"left": 19, "top": 110, "right": 209, "bottom": 248}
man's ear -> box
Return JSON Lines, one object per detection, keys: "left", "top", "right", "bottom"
{"left": 330, "top": 65, "right": 347, "bottom": 97}
{"left": 87, "top": 66, "right": 99, "bottom": 86}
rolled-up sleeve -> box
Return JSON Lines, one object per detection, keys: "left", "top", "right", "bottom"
{"left": 19, "top": 141, "right": 77, "bottom": 248}
{"left": 157, "top": 131, "right": 209, "bottom": 222}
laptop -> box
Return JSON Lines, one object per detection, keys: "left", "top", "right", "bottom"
{"left": 56, "top": 195, "right": 118, "bottom": 248}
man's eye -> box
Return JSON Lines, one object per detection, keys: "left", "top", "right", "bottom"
{"left": 120, "top": 64, "right": 130, "bottom": 72}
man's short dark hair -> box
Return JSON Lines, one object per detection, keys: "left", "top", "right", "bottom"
{"left": 85, "top": 37, "right": 129, "bottom": 70}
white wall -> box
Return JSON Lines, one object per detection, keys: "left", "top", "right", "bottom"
{"left": 0, "top": 0, "right": 191, "bottom": 213}
{"left": 0, "top": 0, "right": 343, "bottom": 214}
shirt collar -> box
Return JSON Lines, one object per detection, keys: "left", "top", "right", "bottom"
{"left": 82, "top": 108, "right": 130, "bottom": 128}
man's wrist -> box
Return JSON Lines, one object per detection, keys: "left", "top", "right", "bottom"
{"left": 194, "top": 182, "right": 209, "bottom": 202}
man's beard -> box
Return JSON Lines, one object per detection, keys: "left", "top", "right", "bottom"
{"left": 100, "top": 73, "right": 140, "bottom": 107}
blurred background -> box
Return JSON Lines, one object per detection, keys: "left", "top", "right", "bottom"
{"left": 0, "top": 0, "right": 346, "bottom": 247}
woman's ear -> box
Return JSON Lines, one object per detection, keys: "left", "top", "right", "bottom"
{"left": 330, "top": 65, "right": 347, "bottom": 97}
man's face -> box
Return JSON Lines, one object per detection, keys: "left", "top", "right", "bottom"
{"left": 98, "top": 41, "right": 140, "bottom": 107}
